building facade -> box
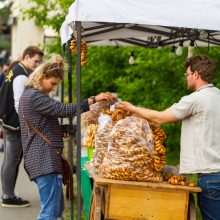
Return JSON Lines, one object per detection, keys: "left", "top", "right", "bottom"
{"left": 10, "top": 0, "right": 56, "bottom": 60}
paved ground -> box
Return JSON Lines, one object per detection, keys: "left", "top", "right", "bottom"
{"left": 0, "top": 138, "right": 40, "bottom": 220}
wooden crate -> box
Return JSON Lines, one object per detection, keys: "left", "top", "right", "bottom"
{"left": 85, "top": 163, "right": 201, "bottom": 220}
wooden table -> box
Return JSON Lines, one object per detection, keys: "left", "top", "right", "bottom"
{"left": 85, "top": 163, "right": 202, "bottom": 220}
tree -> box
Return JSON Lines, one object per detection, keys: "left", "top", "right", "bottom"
{"left": 0, "top": 1, "right": 11, "bottom": 50}
{"left": 23, "top": 0, "right": 73, "bottom": 33}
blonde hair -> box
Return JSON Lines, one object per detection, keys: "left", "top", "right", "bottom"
{"left": 25, "top": 54, "right": 65, "bottom": 90}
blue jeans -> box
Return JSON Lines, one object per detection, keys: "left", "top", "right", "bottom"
{"left": 198, "top": 172, "right": 220, "bottom": 220}
{"left": 34, "top": 173, "right": 64, "bottom": 220}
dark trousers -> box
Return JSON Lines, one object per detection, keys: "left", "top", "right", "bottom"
{"left": 198, "top": 172, "right": 220, "bottom": 220}
{"left": 1, "top": 128, "right": 22, "bottom": 197}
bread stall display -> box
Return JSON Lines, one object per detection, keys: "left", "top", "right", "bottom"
{"left": 82, "top": 101, "right": 201, "bottom": 220}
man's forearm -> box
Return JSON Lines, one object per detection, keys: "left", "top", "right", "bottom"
{"left": 132, "top": 106, "right": 178, "bottom": 124}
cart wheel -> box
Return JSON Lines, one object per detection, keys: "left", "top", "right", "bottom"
{"left": 89, "top": 187, "right": 101, "bottom": 220}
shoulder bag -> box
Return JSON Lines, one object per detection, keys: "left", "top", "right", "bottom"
{"left": 23, "top": 117, "right": 74, "bottom": 201}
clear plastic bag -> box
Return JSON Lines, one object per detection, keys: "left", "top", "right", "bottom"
{"left": 81, "top": 100, "right": 116, "bottom": 130}
{"left": 91, "top": 113, "right": 113, "bottom": 170}
{"left": 163, "top": 165, "right": 180, "bottom": 175}
{"left": 99, "top": 116, "right": 163, "bottom": 182}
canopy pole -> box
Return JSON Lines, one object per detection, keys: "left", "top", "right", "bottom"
{"left": 76, "top": 21, "right": 82, "bottom": 220}
{"left": 67, "top": 40, "right": 74, "bottom": 220}
{"left": 60, "top": 45, "right": 65, "bottom": 125}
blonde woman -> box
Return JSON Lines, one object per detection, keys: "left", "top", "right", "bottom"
{"left": 18, "top": 55, "right": 113, "bottom": 220}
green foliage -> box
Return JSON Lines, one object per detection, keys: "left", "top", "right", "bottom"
{"left": 0, "top": 0, "right": 11, "bottom": 50}
{"left": 22, "top": 0, "right": 73, "bottom": 33}
{"left": 0, "top": 36, "right": 10, "bottom": 50}
{"left": 76, "top": 45, "right": 220, "bottom": 166}
{"left": 0, "top": 1, "right": 10, "bottom": 22}
{"left": 81, "top": 47, "right": 128, "bottom": 94}
{"left": 66, "top": 46, "right": 220, "bottom": 157}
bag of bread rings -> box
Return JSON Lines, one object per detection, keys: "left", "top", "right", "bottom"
{"left": 81, "top": 100, "right": 115, "bottom": 149}
{"left": 91, "top": 113, "right": 113, "bottom": 171}
{"left": 99, "top": 116, "right": 163, "bottom": 182}
{"left": 81, "top": 99, "right": 117, "bottom": 130}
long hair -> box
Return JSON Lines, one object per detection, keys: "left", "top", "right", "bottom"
{"left": 25, "top": 55, "right": 65, "bottom": 90}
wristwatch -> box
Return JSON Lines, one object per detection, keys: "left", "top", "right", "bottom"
{"left": 89, "top": 96, "right": 96, "bottom": 104}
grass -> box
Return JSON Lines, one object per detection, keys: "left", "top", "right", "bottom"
{"left": 62, "top": 142, "right": 87, "bottom": 220}
{"left": 187, "top": 174, "right": 202, "bottom": 220}
{"left": 63, "top": 199, "right": 86, "bottom": 220}
{"left": 63, "top": 174, "right": 87, "bottom": 220}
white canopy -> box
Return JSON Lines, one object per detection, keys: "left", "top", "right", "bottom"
{"left": 60, "top": 0, "right": 220, "bottom": 47}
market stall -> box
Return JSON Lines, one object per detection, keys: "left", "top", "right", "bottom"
{"left": 60, "top": 1, "right": 220, "bottom": 219}
{"left": 85, "top": 163, "right": 201, "bottom": 220}
{"left": 81, "top": 103, "right": 201, "bottom": 220}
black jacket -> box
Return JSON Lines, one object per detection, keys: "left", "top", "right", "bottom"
{"left": 0, "top": 73, "right": 5, "bottom": 87}
{"left": 0, "top": 63, "right": 28, "bottom": 130}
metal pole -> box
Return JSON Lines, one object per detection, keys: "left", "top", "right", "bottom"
{"left": 76, "top": 21, "right": 82, "bottom": 220}
{"left": 60, "top": 80, "right": 64, "bottom": 125}
{"left": 60, "top": 45, "right": 65, "bottom": 126}
{"left": 67, "top": 41, "right": 74, "bottom": 220}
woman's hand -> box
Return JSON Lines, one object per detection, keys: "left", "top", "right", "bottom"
{"left": 115, "top": 101, "right": 136, "bottom": 112}
{"left": 62, "top": 124, "right": 76, "bottom": 139}
{"left": 63, "top": 132, "right": 69, "bottom": 139}
{"left": 95, "top": 92, "right": 115, "bottom": 102}
{"left": 88, "top": 92, "right": 116, "bottom": 105}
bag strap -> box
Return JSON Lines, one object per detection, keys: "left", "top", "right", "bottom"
{"left": 20, "top": 97, "right": 74, "bottom": 201}
{"left": 23, "top": 117, "right": 62, "bottom": 155}
{"left": 23, "top": 116, "right": 74, "bottom": 201}
{"left": 25, "top": 118, "right": 51, "bottom": 144}
{"left": 20, "top": 98, "right": 61, "bottom": 155}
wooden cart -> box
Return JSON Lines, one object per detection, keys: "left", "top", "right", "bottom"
{"left": 85, "top": 163, "right": 201, "bottom": 220}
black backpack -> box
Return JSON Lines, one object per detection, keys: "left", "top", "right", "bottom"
{"left": 0, "top": 79, "right": 9, "bottom": 124}
{"left": 0, "top": 68, "right": 21, "bottom": 130}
